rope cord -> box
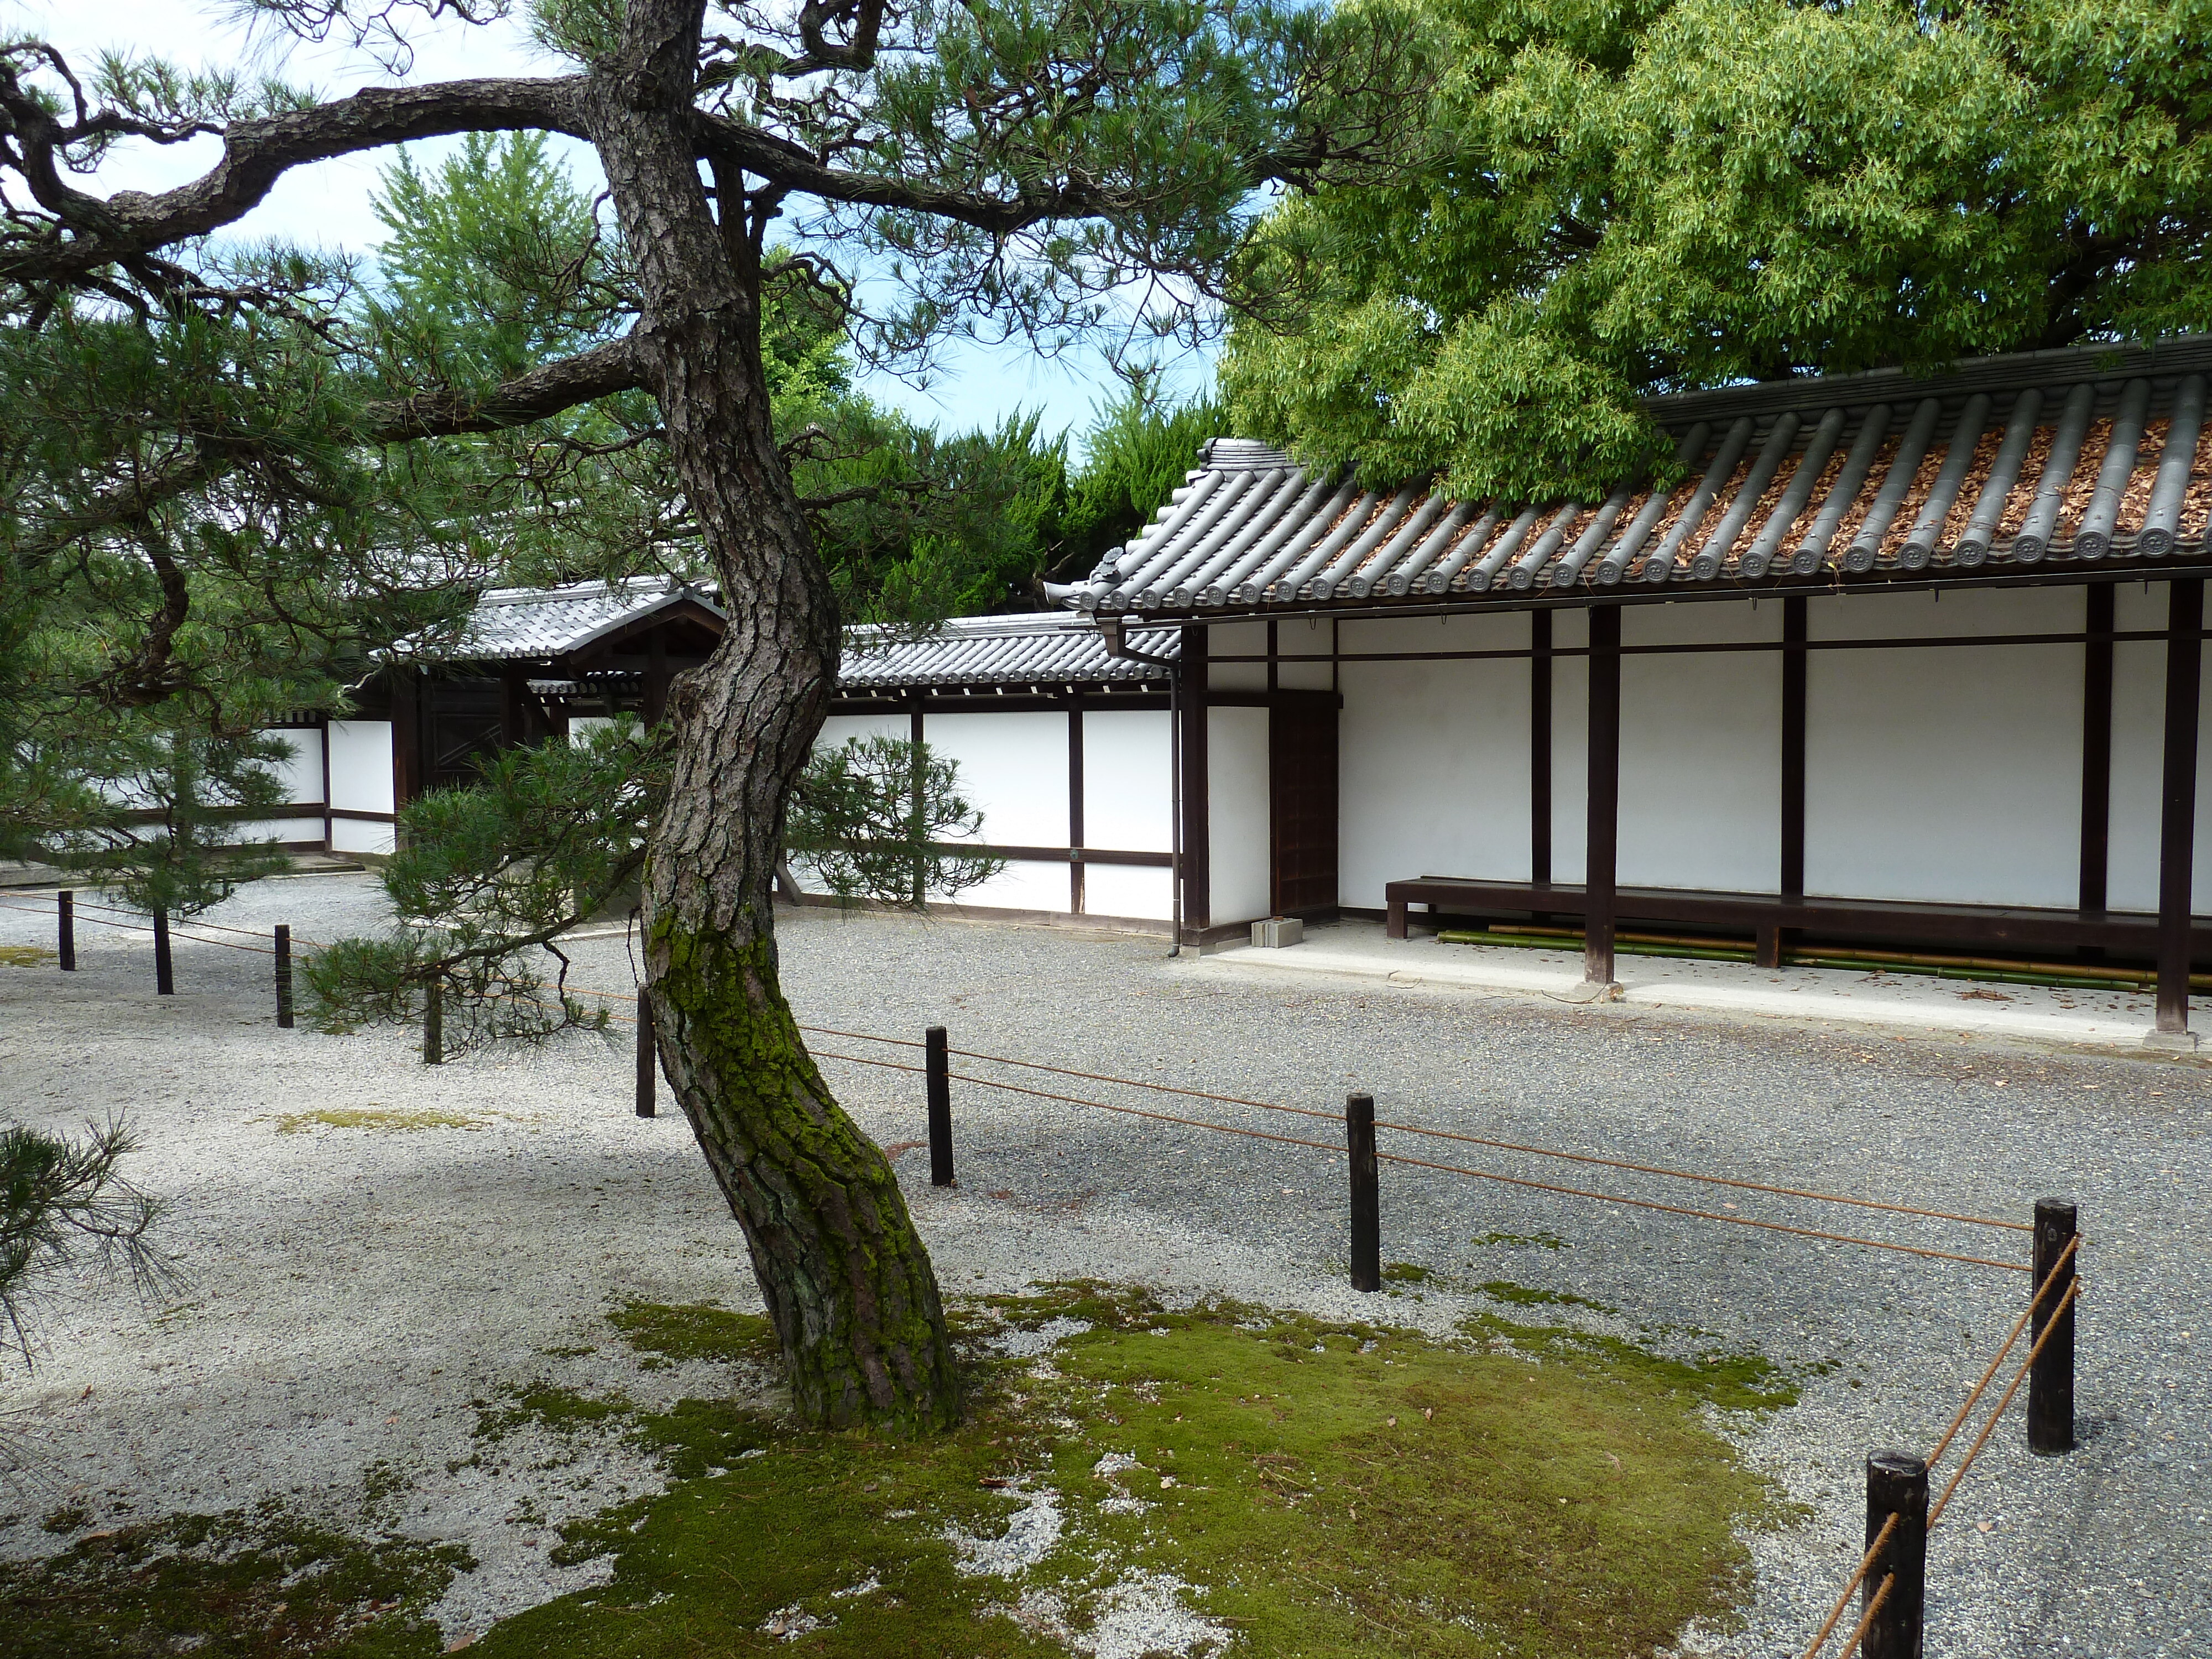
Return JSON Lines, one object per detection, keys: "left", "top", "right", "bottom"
{"left": 801, "top": 1021, "right": 2025, "bottom": 1233}
{"left": 1799, "top": 1515, "right": 1900, "bottom": 1659}
{"left": 1927, "top": 1276, "right": 2082, "bottom": 1530}
{"left": 0, "top": 899, "right": 278, "bottom": 956}
{"left": 1833, "top": 1573, "right": 1896, "bottom": 1659}
{"left": 808, "top": 1050, "right": 2030, "bottom": 1272}
{"left": 1925, "top": 1234, "right": 2080, "bottom": 1472}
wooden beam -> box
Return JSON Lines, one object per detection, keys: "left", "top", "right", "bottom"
{"left": 2156, "top": 578, "right": 2203, "bottom": 1034}
{"left": 1180, "top": 622, "right": 1211, "bottom": 938}
{"left": 1531, "top": 609, "right": 1553, "bottom": 888}
{"left": 2080, "top": 583, "right": 2115, "bottom": 921}
{"left": 1586, "top": 605, "right": 1621, "bottom": 985}
{"left": 1765, "top": 596, "right": 1808, "bottom": 967}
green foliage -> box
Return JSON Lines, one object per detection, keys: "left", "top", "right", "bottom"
{"left": 0, "top": 1116, "right": 164, "bottom": 1366}
{"left": 1223, "top": 0, "right": 2212, "bottom": 498}
{"left": 786, "top": 735, "right": 1007, "bottom": 907}
{"left": 1056, "top": 378, "right": 1226, "bottom": 579}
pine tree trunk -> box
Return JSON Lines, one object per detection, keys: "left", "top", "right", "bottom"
{"left": 586, "top": 0, "right": 960, "bottom": 1433}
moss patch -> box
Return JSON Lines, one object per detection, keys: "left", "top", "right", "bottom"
{"left": 273, "top": 1107, "right": 487, "bottom": 1135}
{"left": 465, "top": 1284, "right": 1783, "bottom": 1658}
{"left": 607, "top": 1301, "right": 777, "bottom": 1365}
{"left": 0, "top": 1505, "right": 471, "bottom": 1657}
{"left": 0, "top": 944, "right": 54, "bottom": 968}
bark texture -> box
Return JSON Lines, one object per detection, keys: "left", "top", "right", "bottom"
{"left": 592, "top": 0, "right": 959, "bottom": 1432}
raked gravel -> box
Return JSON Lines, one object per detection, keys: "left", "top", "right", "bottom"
{"left": 0, "top": 875, "right": 2205, "bottom": 1656}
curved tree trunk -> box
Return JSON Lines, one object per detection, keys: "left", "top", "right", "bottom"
{"left": 587, "top": 0, "right": 960, "bottom": 1434}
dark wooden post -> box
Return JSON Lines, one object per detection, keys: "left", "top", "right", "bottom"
{"left": 153, "top": 909, "right": 174, "bottom": 995}
{"left": 1345, "top": 1093, "right": 1380, "bottom": 1292}
{"left": 422, "top": 980, "right": 444, "bottom": 1065}
{"left": 635, "top": 995, "right": 657, "bottom": 1117}
{"left": 2029, "top": 1198, "right": 2078, "bottom": 1455}
{"left": 57, "top": 890, "right": 75, "bottom": 972}
{"left": 500, "top": 664, "right": 528, "bottom": 750}
{"left": 1179, "top": 623, "right": 1211, "bottom": 941}
{"left": 1585, "top": 605, "right": 1621, "bottom": 985}
{"left": 926, "top": 1025, "right": 953, "bottom": 1186}
{"left": 1068, "top": 692, "right": 1086, "bottom": 915}
{"left": 1531, "top": 609, "right": 1553, "bottom": 889}
{"left": 1765, "top": 596, "right": 1808, "bottom": 969}
{"left": 1862, "top": 1452, "right": 1928, "bottom": 1659}
{"left": 2155, "top": 578, "right": 2202, "bottom": 1037}
{"left": 2080, "top": 584, "right": 2115, "bottom": 933}
{"left": 274, "top": 925, "right": 294, "bottom": 1029}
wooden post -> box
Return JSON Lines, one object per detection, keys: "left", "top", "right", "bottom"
{"left": 1068, "top": 693, "right": 1086, "bottom": 915}
{"left": 1179, "top": 623, "right": 1211, "bottom": 942}
{"left": 58, "top": 890, "right": 75, "bottom": 972}
{"left": 274, "top": 925, "right": 294, "bottom": 1029}
{"left": 926, "top": 1026, "right": 953, "bottom": 1186}
{"left": 1531, "top": 609, "right": 1553, "bottom": 889}
{"left": 1345, "top": 1093, "right": 1380, "bottom": 1292}
{"left": 2154, "top": 578, "right": 2201, "bottom": 1036}
{"left": 2080, "top": 585, "right": 2115, "bottom": 929}
{"left": 422, "top": 980, "right": 444, "bottom": 1065}
{"left": 1862, "top": 1452, "right": 1928, "bottom": 1659}
{"left": 1767, "top": 594, "right": 1807, "bottom": 971}
{"left": 153, "top": 909, "right": 174, "bottom": 995}
{"left": 635, "top": 995, "right": 657, "bottom": 1117}
{"left": 2028, "top": 1198, "right": 2078, "bottom": 1455}
{"left": 1585, "top": 605, "right": 1621, "bottom": 985}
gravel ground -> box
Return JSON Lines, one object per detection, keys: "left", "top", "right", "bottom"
{"left": 0, "top": 874, "right": 2205, "bottom": 1656}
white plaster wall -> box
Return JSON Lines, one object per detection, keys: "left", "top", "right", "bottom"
{"left": 816, "top": 712, "right": 910, "bottom": 750}
{"left": 2106, "top": 580, "right": 2212, "bottom": 913}
{"left": 1551, "top": 607, "right": 1590, "bottom": 885}
{"left": 1275, "top": 614, "right": 1337, "bottom": 692}
{"left": 921, "top": 711, "right": 1070, "bottom": 848}
{"left": 1618, "top": 603, "right": 1781, "bottom": 891}
{"left": 934, "top": 858, "right": 1072, "bottom": 912}
{"left": 1207, "top": 619, "right": 1269, "bottom": 692}
{"left": 1081, "top": 709, "right": 1173, "bottom": 853}
{"left": 230, "top": 816, "right": 326, "bottom": 845}
{"left": 327, "top": 721, "right": 394, "bottom": 815}
{"left": 1208, "top": 705, "right": 1270, "bottom": 925}
{"left": 1337, "top": 612, "right": 1535, "bottom": 909}
{"left": 257, "top": 729, "right": 323, "bottom": 804}
{"left": 1804, "top": 585, "right": 2084, "bottom": 906}
{"left": 331, "top": 817, "right": 394, "bottom": 856}
{"left": 1083, "top": 862, "right": 1173, "bottom": 921}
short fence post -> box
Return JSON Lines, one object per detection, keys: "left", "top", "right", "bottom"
{"left": 422, "top": 980, "right": 444, "bottom": 1065}
{"left": 1346, "top": 1092, "right": 1381, "bottom": 1292}
{"left": 1863, "top": 1451, "right": 1928, "bottom": 1659}
{"left": 635, "top": 995, "right": 657, "bottom": 1118}
{"left": 926, "top": 1025, "right": 953, "bottom": 1186}
{"left": 153, "top": 909, "right": 174, "bottom": 995}
{"left": 58, "top": 890, "right": 75, "bottom": 972}
{"left": 2029, "top": 1197, "right": 2078, "bottom": 1455}
{"left": 274, "top": 925, "right": 294, "bottom": 1029}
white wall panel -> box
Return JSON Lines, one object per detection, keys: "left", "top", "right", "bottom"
{"left": 816, "top": 712, "right": 909, "bottom": 749}
{"left": 326, "top": 721, "right": 393, "bottom": 816}
{"left": 331, "top": 817, "right": 395, "bottom": 856}
{"left": 1338, "top": 625, "right": 1533, "bottom": 910}
{"left": 937, "top": 858, "right": 1072, "bottom": 912}
{"left": 1618, "top": 605, "right": 1781, "bottom": 890}
{"left": 2106, "top": 583, "right": 2212, "bottom": 914}
{"left": 1082, "top": 709, "right": 1172, "bottom": 853}
{"left": 1208, "top": 705, "right": 1270, "bottom": 924}
{"left": 257, "top": 729, "right": 323, "bottom": 804}
{"left": 1551, "top": 609, "right": 1589, "bottom": 886}
{"left": 922, "top": 710, "right": 1069, "bottom": 848}
{"left": 1083, "top": 862, "right": 1173, "bottom": 921}
{"left": 1208, "top": 619, "right": 1269, "bottom": 691}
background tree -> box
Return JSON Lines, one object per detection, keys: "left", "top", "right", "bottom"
{"left": 1222, "top": 0, "right": 2212, "bottom": 502}
{"left": 0, "top": 0, "right": 1406, "bottom": 1431}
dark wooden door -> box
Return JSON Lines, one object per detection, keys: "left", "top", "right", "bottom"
{"left": 1270, "top": 696, "right": 1339, "bottom": 916}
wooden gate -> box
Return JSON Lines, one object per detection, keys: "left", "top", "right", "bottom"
{"left": 1269, "top": 693, "right": 1339, "bottom": 916}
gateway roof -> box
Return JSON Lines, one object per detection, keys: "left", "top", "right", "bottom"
{"left": 839, "top": 611, "right": 1176, "bottom": 691}
{"left": 1051, "top": 336, "right": 2212, "bottom": 619}
{"left": 445, "top": 577, "right": 724, "bottom": 660}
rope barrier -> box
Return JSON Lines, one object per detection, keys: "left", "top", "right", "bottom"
{"left": 1833, "top": 1573, "right": 1895, "bottom": 1659}
{"left": 1927, "top": 1276, "right": 2081, "bottom": 1530}
{"left": 0, "top": 899, "right": 279, "bottom": 956}
{"left": 1924, "top": 1233, "right": 2079, "bottom": 1472}
{"left": 1799, "top": 1515, "right": 1898, "bottom": 1659}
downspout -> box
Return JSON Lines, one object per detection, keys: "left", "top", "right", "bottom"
{"left": 1099, "top": 615, "right": 1185, "bottom": 956}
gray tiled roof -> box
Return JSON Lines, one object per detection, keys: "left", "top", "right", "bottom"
{"left": 839, "top": 612, "right": 1176, "bottom": 690}
{"left": 1051, "top": 336, "right": 2212, "bottom": 618}
{"left": 447, "top": 578, "right": 723, "bottom": 660}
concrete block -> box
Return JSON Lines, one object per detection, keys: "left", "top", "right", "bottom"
{"left": 1250, "top": 916, "right": 1305, "bottom": 949}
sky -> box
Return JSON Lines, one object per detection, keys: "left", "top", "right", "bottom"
{"left": 2, "top": 0, "right": 1218, "bottom": 451}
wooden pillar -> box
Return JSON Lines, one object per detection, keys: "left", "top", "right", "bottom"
{"left": 2155, "top": 578, "right": 2201, "bottom": 1035}
{"left": 1765, "top": 596, "right": 1808, "bottom": 968}
{"left": 1180, "top": 623, "right": 1211, "bottom": 939}
{"left": 908, "top": 693, "right": 926, "bottom": 909}
{"left": 1068, "top": 692, "right": 1086, "bottom": 915}
{"left": 500, "top": 664, "right": 528, "bottom": 749}
{"left": 389, "top": 666, "right": 422, "bottom": 815}
{"left": 1531, "top": 609, "right": 1553, "bottom": 888}
{"left": 317, "top": 714, "right": 333, "bottom": 854}
{"left": 2080, "top": 583, "right": 2115, "bottom": 925}
{"left": 1585, "top": 604, "right": 1620, "bottom": 985}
